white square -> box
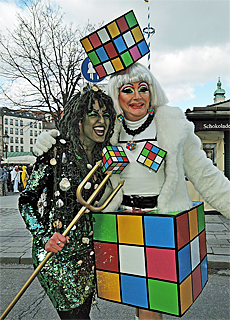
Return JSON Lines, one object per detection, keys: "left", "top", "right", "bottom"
{"left": 155, "top": 155, "right": 163, "bottom": 164}
{"left": 97, "top": 28, "right": 110, "bottom": 43}
{"left": 123, "top": 31, "right": 135, "bottom": 47}
{"left": 191, "top": 236, "right": 200, "bottom": 270}
{"left": 119, "top": 245, "right": 146, "bottom": 276}
{"left": 138, "top": 155, "right": 145, "bottom": 164}
{"left": 103, "top": 61, "right": 115, "bottom": 75}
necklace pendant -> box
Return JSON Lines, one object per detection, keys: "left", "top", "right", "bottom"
{"left": 126, "top": 141, "right": 136, "bottom": 151}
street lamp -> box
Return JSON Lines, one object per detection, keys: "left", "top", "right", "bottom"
{"left": 3, "top": 134, "right": 9, "bottom": 159}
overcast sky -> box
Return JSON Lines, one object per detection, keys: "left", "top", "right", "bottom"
{"left": 0, "top": 0, "right": 229, "bottom": 111}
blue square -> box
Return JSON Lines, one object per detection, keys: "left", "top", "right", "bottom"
{"left": 121, "top": 274, "right": 148, "bottom": 308}
{"left": 114, "top": 36, "right": 127, "bottom": 53}
{"left": 151, "top": 145, "right": 159, "bottom": 153}
{"left": 151, "top": 162, "right": 159, "bottom": 171}
{"left": 104, "top": 162, "right": 109, "bottom": 169}
{"left": 144, "top": 216, "right": 175, "bottom": 248}
{"left": 178, "top": 243, "right": 191, "bottom": 282}
{"left": 96, "top": 47, "right": 109, "bottom": 62}
{"left": 138, "top": 40, "right": 149, "bottom": 55}
{"left": 117, "top": 157, "right": 123, "bottom": 161}
{"left": 200, "top": 257, "right": 208, "bottom": 288}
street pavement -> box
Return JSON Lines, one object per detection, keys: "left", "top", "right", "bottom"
{"left": 0, "top": 193, "right": 229, "bottom": 320}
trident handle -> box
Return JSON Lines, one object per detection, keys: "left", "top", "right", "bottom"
{"left": 1, "top": 161, "right": 123, "bottom": 319}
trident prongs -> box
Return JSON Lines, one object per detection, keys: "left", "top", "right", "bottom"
{"left": 0, "top": 161, "right": 124, "bottom": 320}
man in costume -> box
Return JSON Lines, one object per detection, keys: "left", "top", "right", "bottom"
{"left": 36, "top": 63, "right": 230, "bottom": 320}
{"left": 19, "top": 86, "right": 116, "bottom": 320}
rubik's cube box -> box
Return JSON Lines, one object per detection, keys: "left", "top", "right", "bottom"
{"left": 93, "top": 202, "right": 208, "bottom": 317}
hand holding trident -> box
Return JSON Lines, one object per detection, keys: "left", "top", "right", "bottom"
{"left": 1, "top": 160, "right": 124, "bottom": 319}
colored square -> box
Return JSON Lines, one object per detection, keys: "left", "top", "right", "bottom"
{"left": 119, "top": 245, "right": 146, "bottom": 276}
{"left": 93, "top": 213, "right": 117, "bottom": 242}
{"left": 151, "top": 163, "right": 159, "bottom": 171}
{"left": 107, "top": 21, "right": 120, "bottom": 38}
{"left": 131, "top": 26, "right": 144, "bottom": 42}
{"left": 96, "top": 270, "right": 121, "bottom": 302}
{"left": 89, "top": 33, "right": 101, "bottom": 48}
{"left": 104, "top": 42, "right": 118, "bottom": 59}
{"left": 144, "top": 158, "right": 153, "bottom": 167}
{"left": 138, "top": 40, "right": 150, "bottom": 55}
{"left": 178, "top": 243, "right": 191, "bottom": 282}
{"left": 146, "top": 248, "right": 177, "bottom": 282}
{"left": 96, "top": 47, "right": 109, "bottom": 62}
{"left": 116, "top": 16, "right": 129, "bottom": 32}
{"left": 148, "top": 279, "right": 179, "bottom": 315}
{"left": 117, "top": 215, "right": 144, "bottom": 245}
{"left": 177, "top": 212, "right": 190, "bottom": 250}
{"left": 130, "top": 46, "right": 141, "bottom": 61}
{"left": 188, "top": 208, "right": 199, "bottom": 240}
{"left": 180, "top": 275, "right": 193, "bottom": 315}
{"left": 121, "top": 51, "right": 133, "bottom": 67}
{"left": 191, "top": 236, "right": 200, "bottom": 270}
{"left": 151, "top": 145, "right": 159, "bottom": 153}
{"left": 88, "top": 51, "right": 100, "bottom": 65}
{"left": 121, "top": 275, "right": 148, "bottom": 308}
{"left": 94, "top": 242, "right": 119, "bottom": 272}
{"left": 125, "top": 11, "right": 137, "bottom": 28}
{"left": 123, "top": 31, "right": 135, "bottom": 47}
{"left": 103, "top": 61, "right": 115, "bottom": 74}
{"left": 158, "top": 150, "right": 166, "bottom": 157}
{"left": 200, "top": 257, "right": 208, "bottom": 288}
{"left": 81, "top": 38, "right": 93, "bottom": 52}
{"left": 94, "top": 65, "right": 106, "bottom": 78}
{"left": 144, "top": 216, "right": 175, "bottom": 248}
{"left": 114, "top": 36, "right": 127, "bottom": 53}
{"left": 192, "top": 265, "right": 202, "bottom": 300}
{"left": 145, "top": 142, "right": 152, "bottom": 150}
{"left": 197, "top": 203, "right": 205, "bottom": 233}
{"left": 199, "top": 230, "right": 207, "bottom": 261}
{"left": 155, "top": 155, "right": 163, "bottom": 164}
{"left": 97, "top": 28, "right": 110, "bottom": 43}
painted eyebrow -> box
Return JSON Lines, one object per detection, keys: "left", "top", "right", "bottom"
{"left": 119, "top": 83, "right": 135, "bottom": 91}
{"left": 138, "top": 82, "right": 149, "bottom": 89}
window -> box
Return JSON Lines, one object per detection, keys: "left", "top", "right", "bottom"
{"left": 30, "top": 147, "right": 33, "bottom": 152}
{"left": 10, "top": 137, "right": 13, "bottom": 143}
{"left": 20, "top": 129, "right": 23, "bottom": 135}
{"left": 10, "top": 119, "right": 13, "bottom": 125}
{"left": 10, "top": 128, "right": 13, "bottom": 134}
{"left": 20, "top": 146, "right": 24, "bottom": 152}
{"left": 15, "top": 119, "right": 18, "bottom": 126}
{"left": 39, "top": 131, "right": 41, "bottom": 135}
{"left": 39, "top": 123, "right": 42, "bottom": 129}
{"left": 15, "top": 128, "right": 18, "bottom": 134}
{"left": 30, "top": 130, "right": 33, "bottom": 136}
{"left": 30, "top": 138, "right": 33, "bottom": 144}
{"left": 20, "top": 138, "right": 23, "bottom": 144}
{"left": 15, "top": 137, "right": 19, "bottom": 143}
{"left": 10, "top": 146, "right": 14, "bottom": 152}
{"left": 5, "top": 127, "right": 8, "bottom": 134}
{"left": 34, "top": 122, "right": 37, "bottom": 128}
{"left": 30, "top": 122, "right": 33, "bottom": 128}
{"left": 203, "top": 143, "right": 217, "bottom": 166}
{"left": 34, "top": 131, "right": 37, "bottom": 137}
{"left": 5, "top": 118, "right": 8, "bottom": 125}
{"left": 20, "top": 120, "right": 23, "bottom": 126}
{"left": 16, "top": 146, "right": 19, "bottom": 152}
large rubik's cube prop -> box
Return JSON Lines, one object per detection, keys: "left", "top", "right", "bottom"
{"left": 80, "top": 11, "right": 150, "bottom": 78}
{"left": 137, "top": 142, "right": 167, "bottom": 172}
{"left": 93, "top": 202, "right": 208, "bottom": 317}
{"left": 102, "top": 146, "right": 129, "bottom": 174}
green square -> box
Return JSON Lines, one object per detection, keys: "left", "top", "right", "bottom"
{"left": 93, "top": 213, "right": 117, "bottom": 242}
{"left": 158, "top": 150, "right": 166, "bottom": 157}
{"left": 102, "top": 166, "right": 106, "bottom": 172}
{"left": 141, "top": 148, "right": 149, "bottom": 157}
{"left": 197, "top": 203, "right": 205, "bottom": 233}
{"left": 125, "top": 11, "right": 137, "bottom": 28}
{"left": 88, "top": 51, "right": 100, "bottom": 65}
{"left": 121, "top": 51, "right": 133, "bottom": 67}
{"left": 111, "top": 163, "right": 117, "bottom": 166}
{"left": 105, "top": 152, "right": 110, "bottom": 160}
{"left": 120, "top": 152, "right": 126, "bottom": 157}
{"left": 148, "top": 279, "right": 179, "bottom": 315}
{"left": 107, "top": 146, "right": 113, "bottom": 151}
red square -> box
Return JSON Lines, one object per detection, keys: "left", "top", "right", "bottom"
{"left": 116, "top": 16, "right": 129, "bottom": 32}
{"left": 123, "top": 157, "right": 129, "bottom": 162}
{"left": 108, "top": 158, "right": 112, "bottom": 165}
{"left": 102, "top": 156, "right": 106, "bottom": 164}
{"left": 104, "top": 42, "right": 118, "bottom": 59}
{"left": 89, "top": 33, "right": 101, "bottom": 48}
{"left": 148, "top": 152, "right": 156, "bottom": 161}
{"left": 145, "top": 142, "right": 152, "bottom": 150}
{"left": 177, "top": 212, "right": 190, "bottom": 249}
{"left": 94, "top": 242, "right": 119, "bottom": 272}
{"left": 95, "top": 65, "right": 106, "bottom": 77}
{"left": 199, "top": 230, "right": 207, "bottom": 261}
{"left": 192, "top": 265, "right": 202, "bottom": 300}
{"left": 146, "top": 248, "right": 177, "bottom": 282}
{"left": 114, "top": 151, "right": 121, "bottom": 156}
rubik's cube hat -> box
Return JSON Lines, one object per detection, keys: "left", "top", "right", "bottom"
{"left": 80, "top": 10, "right": 150, "bottom": 79}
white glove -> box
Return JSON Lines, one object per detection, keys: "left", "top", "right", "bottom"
{"left": 34, "top": 129, "right": 60, "bottom": 156}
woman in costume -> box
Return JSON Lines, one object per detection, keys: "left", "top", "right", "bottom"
{"left": 19, "top": 86, "right": 116, "bottom": 320}
{"left": 35, "top": 63, "right": 230, "bottom": 320}
{"left": 21, "top": 165, "right": 28, "bottom": 189}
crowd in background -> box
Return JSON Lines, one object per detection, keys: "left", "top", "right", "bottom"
{"left": 0, "top": 163, "right": 33, "bottom": 196}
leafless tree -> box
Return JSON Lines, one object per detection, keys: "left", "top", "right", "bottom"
{"left": 0, "top": 0, "right": 96, "bottom": 125}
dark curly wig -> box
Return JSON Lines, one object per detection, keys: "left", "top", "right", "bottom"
{"left": 59, "top": 88, "right": 116, "bottom": 163}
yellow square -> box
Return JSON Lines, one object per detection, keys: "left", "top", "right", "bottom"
{"left": 112, "top": 58, "right": 124, "bottom": 71}
{"left": 81, "top": 38, "right": 93, "bottom": 52}
{"left": 180, "top": 275, "right": 193, "bottom": 314}
{"left": 107, "top": 22, "right": 120, "bottom": 38}
{"left": 109, "top": 151, "right": 115, "bottom": 157}
{"left": 118, "top": 215, "right": 144, "bottom": 245}
{"left": 96, "top": 270, "right": 121, "bottom": 302}
{"left": 144, "top": 159, "right": 153, "bottom": 167}
{"left": 131, "top": 26, "right": 143, "bottom": 42}
{"left": 188, "top": 208, "right": 198, "bottom": 240}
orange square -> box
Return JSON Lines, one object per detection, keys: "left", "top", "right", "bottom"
{"left": 131, "top": 26, "right": 143, "bottom": 42}
{"left": 96, "top": 270, "right": 121, "bottom": 302}
{"left": 188, "top": 208, "right": 198, "bottom": 240}
{"left": 81, "top": 38, "right": 93, "bottom": 52}
{"left": 118, "top": 215, "right": 144, "bottom": 245}
{"left": 112, "top": 57, "right": 124, "bottom": 71}
{"left": 180, "top": 275, "right": 193, "bottom": 315}
{"left": 107, "top": 22, "right": 120, "bottom": 38}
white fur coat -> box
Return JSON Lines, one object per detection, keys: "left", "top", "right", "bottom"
{"left": 99, "top": 105, "right": 230, "bottom": 219}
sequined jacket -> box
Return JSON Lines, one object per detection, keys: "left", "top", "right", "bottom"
{"left": 19, "top": 138, "right": 105, "bottom": 311}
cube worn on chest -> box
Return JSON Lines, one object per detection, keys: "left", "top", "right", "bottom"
{"left": 93, "top": 202, "right": 208, "bottom": 317}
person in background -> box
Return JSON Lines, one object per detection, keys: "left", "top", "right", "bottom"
{"left": 10, "top": 165, "right": 20, "bottom": 193}
{"left": 0, "top": 164, "right": 8, "bottom": 196}
{"left": 21, "top": 165, "right": 28, "bottom": 190}
{"left": 19, "top": 85, "right": 116, "bottom": 320}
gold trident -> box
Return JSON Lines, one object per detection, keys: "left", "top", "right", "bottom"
{"left": 1, "top": 160, "right": 124, "bottom": 320}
